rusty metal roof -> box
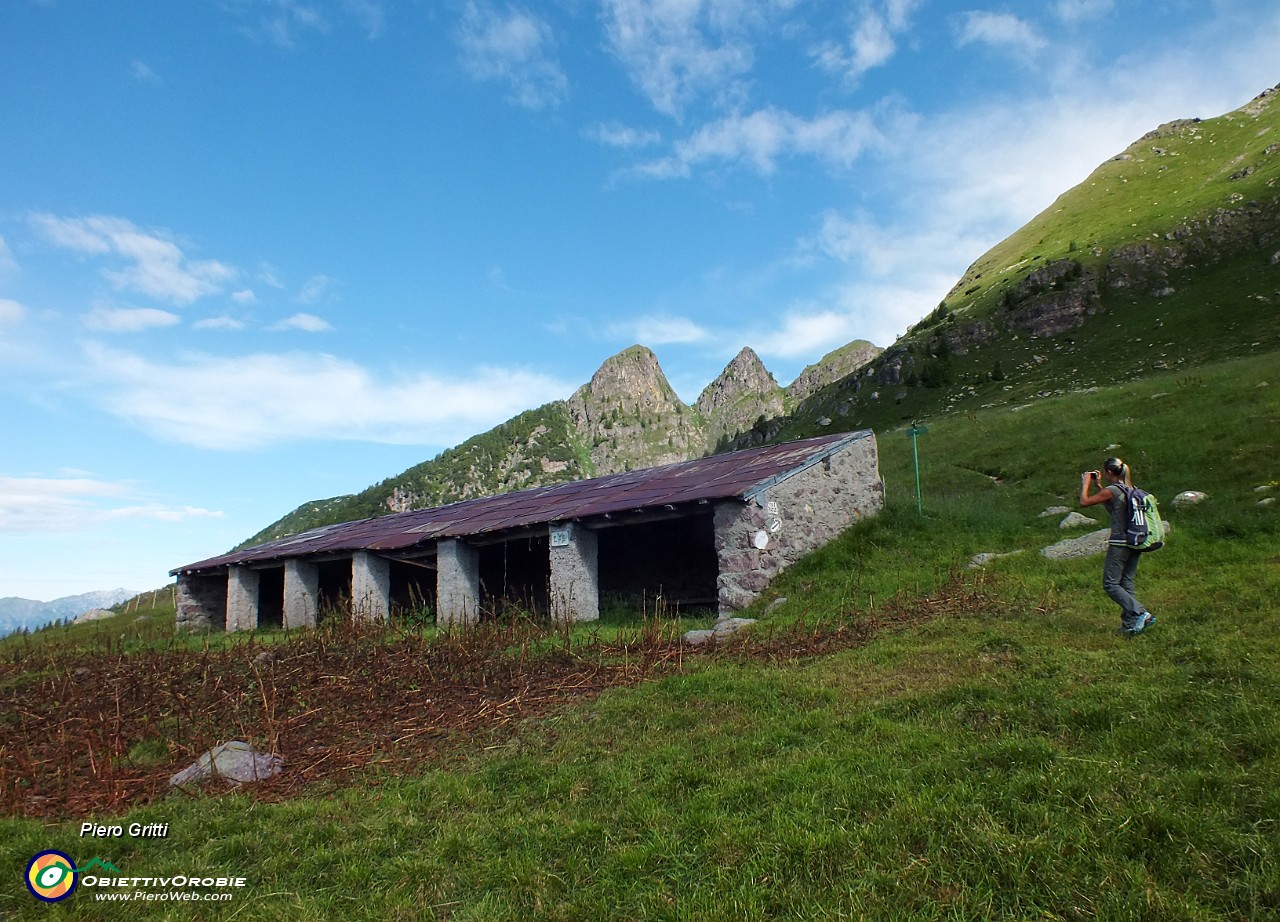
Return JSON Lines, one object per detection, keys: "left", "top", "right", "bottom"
{"left": 172, "top": 431, "right": 867, "bottom": 575}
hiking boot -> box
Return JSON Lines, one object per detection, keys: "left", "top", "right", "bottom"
{"left": 1141, "top": 612, "right": 1156, "bottom": 630}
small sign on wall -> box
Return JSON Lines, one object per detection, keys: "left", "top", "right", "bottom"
{"left": 550, "top": 526, "right": 572, "bottom": 547}
{"left": 765, "top": 500, "right": 783, "bottom": 535}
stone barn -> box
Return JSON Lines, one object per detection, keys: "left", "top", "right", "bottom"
{"left": 171, "top": 431, "right": 884, "bottom": 631}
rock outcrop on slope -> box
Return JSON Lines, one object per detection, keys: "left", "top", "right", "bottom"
{"left": 567, "top": 345, "right": 705, "bottom": 475}
{"left": 785, "top": 341, "right": 883, "bottom": 403}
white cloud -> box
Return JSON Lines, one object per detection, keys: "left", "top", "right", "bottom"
{"left": 228, "top": 0, "right": 331, "bottom": 48}
{"left": 258, "top": 263, "right": 285, "bottom": 288}
{"left": 456, "top": 2, "right": 568, "bottom": 110}
{"left": 296, "top": 274, "right": 332, "bottom": 303}
{"left": 0, "top": 235, "right": 17, "bottom": 277}
{"left": 955, "top": 11, "right": 1047, "bottom": 54}
{"left": 81, "top": 344, "right": 575, "bottom": 450}
{"left": 602, "top": 0, "right": 755, "bottom": 118}
{"left": 224, "top": 0, "right": 386, "bottom": 46}
{"left": 815, "top": 0, "right": 920, "bottom": 84}
{"left": 747, "top": 309, "right": 861, "bottom": 360}
{"left": 271, "top": 312, "right": 332, "bottom": 332}
{"left": 745, "top": 270, "right": 956, "bottom": 361}
{"left": 30, "top": 214, "right": 236, "bottom": 305}
{"left": 103, "top": 504, "right": 223, "bottom": 523}
{"left": 231, "top": 289, "right": 257, "bottom": 304}
{"left": 0, "top": 299, "right": 25, "bottom": 324}
{"left": 83, "top": 306, "right": 181, "bottom": 332}
{"left": 130, "top": 59, "right": 160, "bottom": 82}
{"left": 639, "top": 106, "right": 883, "bottom": 177}
{"left": 811, "top": 211, "right": 988, "bottom": 278}
{"left": 194, "top": 315, "right": 248, "bottom": 331}
{"left": 609, "top": 314, "right": 709, "bottom": 345}
{"left": 0, "top": 475, "right": 219, "bottom": 534}
{"left": 584, "top": 122, "right": 662, "bottom": 149}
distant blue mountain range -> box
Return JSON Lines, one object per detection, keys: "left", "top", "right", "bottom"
{"left": 0, "top": 588, "right": 138, "bottom": 637}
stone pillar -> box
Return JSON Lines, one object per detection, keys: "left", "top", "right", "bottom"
{"left": 437, "top": 539, "right": 481, "bottom": 625}
{"left": 713, "top": 501, "right": 774, "bottom": 615}
{"left": 284, "top": 559, "right": 320, "bottom": 629}
{"left": 351, "top": 551, "right": 390, "bottom": 623}
{"left": 549, "top": 523, "right": 599, "bottom": 622}
{"left": 175, "top": 573, "right": 227, "bottom": 632}
{"left": 226, "top": 566, "right": 260, "bottom": 632}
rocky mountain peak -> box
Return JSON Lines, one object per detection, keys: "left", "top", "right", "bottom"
{"left": 695, "top": 346, "right": 786, "bottom": 450}
{"left": 785, "top": 341, "right": 883, "bottom": 403}
{"left": 694, "top": 347, "right": 778, "bottom": 413}
{"left": 570, "top": 345, "right": 681, "bottom": 420}
{"left": 568, "top": 345, "right": 702, "bottom": 475}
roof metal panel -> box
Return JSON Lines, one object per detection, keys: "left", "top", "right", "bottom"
{"left": 172, "top": 432, "right": 866, "bottom": 575}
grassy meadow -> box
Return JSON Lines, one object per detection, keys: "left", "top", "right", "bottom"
{"left": 2, "top": 351, "right": 1278, "bottom": 920}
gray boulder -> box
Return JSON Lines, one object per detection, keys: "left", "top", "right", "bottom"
{"left": 1058, "top": 512, "right": 1097, "bottom": 529}
{"left": 1042, "top": 528, "right": 1110, "bottom": 561}
{"left": 170, "top": 740, "right": 283, "bottom": 787}
{"left": 966, "top": 551, "right": 1024, "bottom": 569}
{"left": 684, "top": 617, "right": 758, "bottom": 647}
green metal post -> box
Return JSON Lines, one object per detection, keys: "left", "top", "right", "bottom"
{"left": 912, "top": 428, "right": 922, "bottom": 514}
{"left": 905, "top": 422, "right": 927, "bottom": 514}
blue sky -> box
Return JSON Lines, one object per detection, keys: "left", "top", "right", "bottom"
{"left": 1, "top": 0, "right": 1276, "bottom": 600}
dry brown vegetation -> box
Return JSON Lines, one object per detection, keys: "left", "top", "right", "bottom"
{"left": 0, "top": 576, "right": 995, "bottom": 820}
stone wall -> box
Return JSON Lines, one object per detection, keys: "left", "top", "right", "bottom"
{"left": 227, "top": 566, "right": 260, "bottom": 632}
{"left": 437, "top": 538, "right": 481, "bottom": 625}
{"left": 175, "top": 573, "right": 227, "bottom": 631}
{"left": 284, "top": 559, "right": 320, "bottom": 629}
{"left": 549, "top": 522, "right": 599, "bottom": 621}
{"left": 714, "top": 431, "right": 883, "bottom": 613}
{"left": 351, "top": 552, "right": 390, "bottom": 623}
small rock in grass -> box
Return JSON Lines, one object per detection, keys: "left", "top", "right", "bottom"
{"left": 170, "top": 741, "right": 283, "bottom": 787}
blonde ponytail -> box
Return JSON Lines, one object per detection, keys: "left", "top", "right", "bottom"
{"left": 1104, "top": 457, "right": 1133, "bottom": 487}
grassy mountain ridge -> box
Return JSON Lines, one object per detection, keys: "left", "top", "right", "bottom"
{"left": 750, "top": 82, "right": 1280, "bottom": 443}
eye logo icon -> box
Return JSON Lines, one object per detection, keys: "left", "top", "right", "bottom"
{"left": 25, "top": 850, "right": 78, "bottom": 902}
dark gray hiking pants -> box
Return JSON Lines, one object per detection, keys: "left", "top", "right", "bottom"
{"left": 1103, "top": 544, "right": 1145, "bottom": 628}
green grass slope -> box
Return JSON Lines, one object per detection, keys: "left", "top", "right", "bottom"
{"left": 3, "top": 350, "right": 1276, "bottom": 920}
{"left": 778, "top": 84, "right": 1280, "bottom": 438}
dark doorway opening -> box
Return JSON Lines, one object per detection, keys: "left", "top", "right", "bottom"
{"left": 597, "top": 514, "right": 718, "bottom": 613}
{"left": 257, "top": 566, "right": 284, "bottom": 629}
{"left": 390, "top": 559, "right": 436, "bottom": 622}
{"left": 479, "top": 535, "right": 550, "bottom": 618}
{"left": 317, "top": 560, "right": 352, "bottom": 623}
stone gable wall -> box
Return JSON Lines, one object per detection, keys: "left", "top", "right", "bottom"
{"left": 714, "top": 432, "right": 883, "bottom": 612}
{"left": 176, "top": 573, "right": 227, "bottom": 631}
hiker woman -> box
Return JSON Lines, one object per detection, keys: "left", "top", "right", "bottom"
{"left": 1080, "top": 457, "right": 1156, "bottom": 635}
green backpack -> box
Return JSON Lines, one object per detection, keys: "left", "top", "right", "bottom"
{"left": 1118, "top": 485, "right": 1166, "bottom": 552}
